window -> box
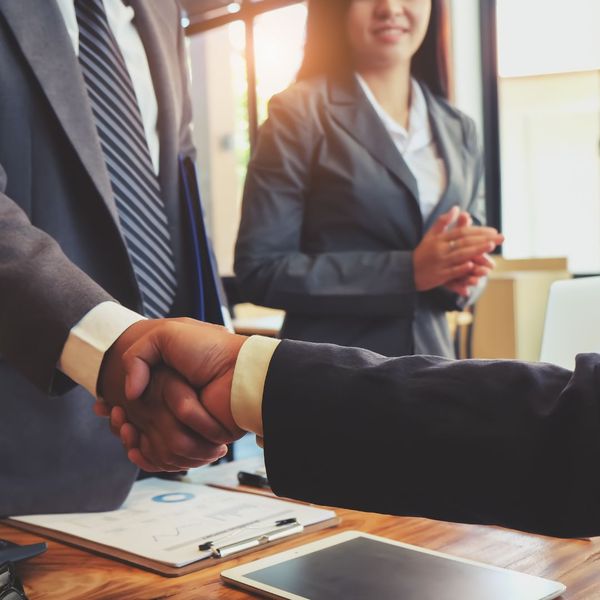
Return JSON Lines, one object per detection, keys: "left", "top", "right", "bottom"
{"left": 495, "top": 0, "right": 600, "bottom": 273}
{"left": 187, "top": 23, "right": 249, "bottom": 274}
{"left": 253, "top": 4, "right": 307, "bottom": 125}
{"left": 183, "top": 0, "right": 307, "bottom": 274}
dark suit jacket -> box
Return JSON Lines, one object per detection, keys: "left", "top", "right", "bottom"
{"left": 0, "top": 0, "right": 195, "bottom": 515}
{"left": 235, "top": 73, "right": 485, "bottom": 358}
{"left": 263, "top": 341, "right": 600, "bottom": 538}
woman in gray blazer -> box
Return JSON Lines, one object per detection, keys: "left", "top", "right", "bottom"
{"left": 235, "top": 0, "right": 503, "bottom": 357}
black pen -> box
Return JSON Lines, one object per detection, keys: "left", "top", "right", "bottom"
{"left": 237, "top": 470, "right": 270, "bottom": 489}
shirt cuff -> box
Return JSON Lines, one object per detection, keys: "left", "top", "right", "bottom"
{"left": 57, "top": 301, "right": 146, "bottom": 398}
{"left": 231, "top": 336, "right": 281, "bottom": 438}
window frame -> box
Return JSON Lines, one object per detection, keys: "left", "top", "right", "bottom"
{"left": 478, "top": 0, "right": 502, "bottom": 233}
{"left": 184, "top": 0, "right": 305, "bottom": 148}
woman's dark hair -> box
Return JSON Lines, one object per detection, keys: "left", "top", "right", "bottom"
{"left": 296, "top": 0, "right": 450, "bottom": 99}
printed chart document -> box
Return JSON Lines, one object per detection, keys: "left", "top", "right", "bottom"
{"left": 6, "top": 479, "right": 338, "bottom": 576}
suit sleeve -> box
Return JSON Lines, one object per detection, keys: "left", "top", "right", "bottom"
{"left": 234, "top": 93, "right": 417, "bottom": 318}
{"left": 0, "top": 163, "right": 113, "bottom": 393}
{"left": 263, "top": 339, "right": 600, "bottom": 538}
{"left": 424, "top": 115, "right": 488, "bottom": 312}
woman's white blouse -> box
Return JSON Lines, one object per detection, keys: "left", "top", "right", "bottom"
{"left": 356, "top": 74, "right": 447, "bottom": 222}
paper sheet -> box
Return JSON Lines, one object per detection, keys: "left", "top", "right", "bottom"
{"left": 12, "top": 479, "right": 335, "bottom": 567}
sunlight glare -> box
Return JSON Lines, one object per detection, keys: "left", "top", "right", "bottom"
{"left": 497, "top": 0, "right": 600, "bottom": 77}
{"left": 254, "top": 4, "right": 308, "bottom": 119}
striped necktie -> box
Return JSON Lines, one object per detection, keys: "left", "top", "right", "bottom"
{"left": 75, "top": 0, "right": 177, "bottom": 318}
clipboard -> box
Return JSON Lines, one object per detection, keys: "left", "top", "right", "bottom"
{"left": 3, "top": 479, "right": 338, "bottom": 577}
{"left": 179, "top": 155, "right": 233, "bottom": 330}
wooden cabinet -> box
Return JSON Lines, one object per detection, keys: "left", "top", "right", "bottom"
{"left": 472, "top": 257, "right": 570, "bottom": 360}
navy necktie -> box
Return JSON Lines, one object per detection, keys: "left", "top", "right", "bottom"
{"left": 75, "top": 0, "right": 177, "bottom": 318}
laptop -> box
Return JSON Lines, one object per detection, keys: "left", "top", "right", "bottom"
{"left": 539, "top": 276, "right": 600, "bottom": 369}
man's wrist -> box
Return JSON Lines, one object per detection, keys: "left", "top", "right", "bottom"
{"left": 230, "top": 336, "right": 281, "bottom": 437}
{"left": 58, "top": 302, "right": 146, "bottom": 397}
{"left": 97, "top": 318, "right": 165, "bottom": 401}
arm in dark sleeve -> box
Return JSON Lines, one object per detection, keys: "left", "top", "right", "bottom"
{"left": 263, "top": 339, "right": 600, "bottom": 538}
{"left": 0, "top": 163, "right": 113, "bottom": 393}
{"left": 234, "top": 93, "right": 417, "bottom": 317}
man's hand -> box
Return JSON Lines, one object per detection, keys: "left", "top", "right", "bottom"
{"left": 106, "top": 320, "right": 248, "bottom": 471}
{"left": 113, "top": 366, "right": 230, "bottom": 471}
{"left": 96, "top": 319, "right": 238, "bottom": 471}
{"left": 97, "top": 319, "right": 159, "bottom": 405}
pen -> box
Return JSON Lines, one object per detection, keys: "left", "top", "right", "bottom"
{"left": 198, "top": 518, "right": 303, "bottom": 558}
{"left": 237, "top": 470, "right": 270, "bottom": 489}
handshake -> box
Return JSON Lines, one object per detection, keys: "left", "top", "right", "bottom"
{"left": 96, "top": 319, "right": 252, "bottom": 473}
{"left": 86, "top": 312, "right": 600, "bottom": 539}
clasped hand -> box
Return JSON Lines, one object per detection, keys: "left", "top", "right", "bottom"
{"left": 413, "top": 206, "right": 504, "bottom": 297}
{"left": 96, "top": 319, "right": 247, "bottom": 472}
{"left": 94, "top": 210, "right": 503, "bottom": 473}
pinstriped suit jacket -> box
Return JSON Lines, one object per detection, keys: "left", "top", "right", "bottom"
{"left": 0, "top": 0, "right": 195, "bottom": 515}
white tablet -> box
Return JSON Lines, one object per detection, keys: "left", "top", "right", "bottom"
{"left": 221, "top": 531, "right": 565, "bottom": 600}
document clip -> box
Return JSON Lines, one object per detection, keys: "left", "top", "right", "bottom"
{"left": 198, "top": 518, "right": 304, "bottom": 559}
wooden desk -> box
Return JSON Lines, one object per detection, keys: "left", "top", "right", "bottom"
{"left": 2, "top": 510, "right": 599, "bottom": 599}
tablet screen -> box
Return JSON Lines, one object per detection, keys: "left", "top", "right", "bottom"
{"left": 241, "top": 536, "right": 562, "bottom": 600}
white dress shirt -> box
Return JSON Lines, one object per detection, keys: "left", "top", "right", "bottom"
{"left": 355, "top": 74, "right": 447, "bottom": 221}
{"left": 231, "top": 336, "right": 281, "bottom": 443}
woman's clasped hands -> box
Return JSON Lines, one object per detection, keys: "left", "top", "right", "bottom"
{"left": 413, "top": 206, "right": 504, "bottom": 297}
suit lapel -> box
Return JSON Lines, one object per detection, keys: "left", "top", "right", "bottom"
{"left": 327, "top": 74, "right": 420, "bottom": 204}
{"left": 0, "top": 0, "right": 119, "bottom": 224}
{"left": 422, "top": 86, "right": 466, "bottom": 231}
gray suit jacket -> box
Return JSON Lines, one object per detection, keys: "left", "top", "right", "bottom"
{"left": 235, "top": 73, "right": 485, "bottom": 358}
{"left": 0, "top": 0, "right": 194, "bottom": 515}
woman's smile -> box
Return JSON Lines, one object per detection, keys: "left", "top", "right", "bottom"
{"left": 371, "top": 23, "right": 410, "bottom": 44}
